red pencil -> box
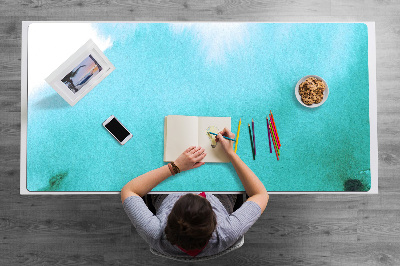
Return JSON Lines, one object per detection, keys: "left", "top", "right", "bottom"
{"left": 269, "top": 110, "right": 281, "bottom": 148}
{"left": 272, "top": 117, "right": 280, "bottom": 150}
{"left": 269, "top": 121, "right": 279, "bottom": 161}
{"left": 270, "top": 111, "right": 281, "bottom": 149}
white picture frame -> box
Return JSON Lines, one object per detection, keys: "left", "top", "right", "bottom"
{"left": 45, "top": 39, "right": 115, "bottom": 106}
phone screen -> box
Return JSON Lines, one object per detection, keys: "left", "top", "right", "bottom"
{"left": 105, "top": 118, "right": 130, "bottom": 142}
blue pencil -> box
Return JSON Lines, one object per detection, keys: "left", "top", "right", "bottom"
{"left": 207, "top": 132, "right": 236, "bottom": 142}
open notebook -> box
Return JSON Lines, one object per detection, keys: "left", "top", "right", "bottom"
{"left": 164, "top": 115, "right": 231, "bottom": 162}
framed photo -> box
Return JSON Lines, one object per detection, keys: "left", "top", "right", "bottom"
{"left": 45, "top": 39, "right": 115, "bottom": 106}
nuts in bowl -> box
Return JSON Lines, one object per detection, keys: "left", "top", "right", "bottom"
{"left": 295, "top": 75, "right": 329, "bottom": 108}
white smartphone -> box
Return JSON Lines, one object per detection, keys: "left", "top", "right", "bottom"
{"left": 103, "top": 115, "right": 133, "bottom": 145}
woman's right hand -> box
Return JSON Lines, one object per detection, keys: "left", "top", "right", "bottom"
{"left": 215, "top": 128, "right": 235, "bottom": 156}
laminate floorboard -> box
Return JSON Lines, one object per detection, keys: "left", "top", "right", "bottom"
{"left": 1, "top": 0, "right": 400, "bottom": 265}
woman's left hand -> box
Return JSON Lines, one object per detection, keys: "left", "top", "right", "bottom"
{"left": 174, "top": 146, "right": 207, "bottom": 172}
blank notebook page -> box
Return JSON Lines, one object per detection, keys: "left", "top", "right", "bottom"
{"left": 164, "top": 115, "right": 198, "bottom": 161}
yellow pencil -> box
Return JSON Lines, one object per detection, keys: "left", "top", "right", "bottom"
{"left": 269, "top": 121, "right": 279, "bottom": 160}
{"left": 270, "top": 121, "right": 280, "bottom": 157}
{"left": 234, "top": 118, "right": 241, "bottom": 153}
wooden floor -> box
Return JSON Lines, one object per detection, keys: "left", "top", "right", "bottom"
{"left": 1, "top": 1, "right": 400, "bottom": 265}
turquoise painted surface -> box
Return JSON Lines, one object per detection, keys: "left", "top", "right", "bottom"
{"left": 27, "top": 23, "right": 370, "bottom": 192}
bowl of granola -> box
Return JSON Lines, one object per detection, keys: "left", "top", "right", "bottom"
{"left": 295, "top": 75, "right": 329, "bottom": 108}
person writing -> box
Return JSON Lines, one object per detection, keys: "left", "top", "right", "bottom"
{"left": 121, "top": 128, "right": 269, "bottom": 258}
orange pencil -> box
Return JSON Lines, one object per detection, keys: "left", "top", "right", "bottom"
{"left": 270, "top": 111, "right": 281, "bottom": 149}
{"left": 269, "top": 121, "right": 279, "bottom": 160}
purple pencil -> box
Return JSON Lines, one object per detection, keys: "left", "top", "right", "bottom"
{"left": 266, "top": 117, "right": 272, "bottom": 153}
{"left": 252, "top": 118, "right": 256, "bottom": 156}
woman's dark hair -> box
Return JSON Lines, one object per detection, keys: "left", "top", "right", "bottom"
{"left": 165, "top": 193, "right": 217, "bottom": 250}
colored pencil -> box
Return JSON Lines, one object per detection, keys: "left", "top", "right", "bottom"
{"left": 207, "top": 132, "right": 236, "bottom": 142}
{"left": 271, "top": 122, "right": 279, "bottom": 155}
{"left": 269, "top": 122, "right": 280, "bottom": 160}
{"left": 266, "top": 117, "right": 272, "bottom": 153}
{"left": 269, "top": 113, "right": 279, "bottom": 149}
{"left": 269, "top": 121, "right": 279, "bottom": 160}
{"left": 270, "top": 121, "right": 280, "bottom": 157}
{"left": 234, "top": 118, "right": 241, "bottom": 153}
{"left": 252, "top": 118, "right": 256, "bottom": 156}
{"left": 270, "top": 115, "right": 280, "bottom": 150}
{"left": 248, "top": 124, "right": 255, "bottom": 160}
{"left": 270, "top": 110, "right": 281, "bottom": 148}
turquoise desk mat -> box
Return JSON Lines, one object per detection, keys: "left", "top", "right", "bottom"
{"left": 27, "top": 23, "right": 371, "bottom": 192}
